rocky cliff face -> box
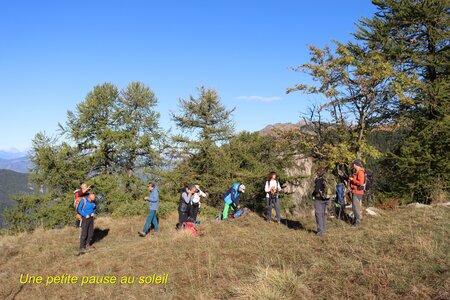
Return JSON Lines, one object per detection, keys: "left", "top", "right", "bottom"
{"left": 259, "top": 123, "right": 314, "bottom": 215}
{"left": 284, "top": 155, "right": 313, "bottom": 215}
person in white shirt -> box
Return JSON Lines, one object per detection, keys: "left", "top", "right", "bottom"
{"left": 265, "top": 172, "right": 282, "bottom": 223}
{"left": 188, "top": 185, "right": 207, "bottom": 222}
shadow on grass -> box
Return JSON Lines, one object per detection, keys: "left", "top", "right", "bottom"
{"left": 257, "top": 213, "right": 316, "bottom": 233}
{"left": 279, "top": 218, "right": 316, "bottom": 233}
{"left": 91, "top": 228, "right": 109, "bottom": 244}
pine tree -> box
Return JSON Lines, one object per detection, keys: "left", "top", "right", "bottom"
{"left": 8, "top": 82, "right": 165, "bottom": 230}
{"left": 63, "top": 82, "right": 120, "bottom": 175}
{"left": 116, "top": 82, "right": 163, "bottom": 176}
{"left": 355, "top": 0, "right": 449, "bottom": 202}
{"left": 171, "top": 86, "right": 235, "bottom": 184}
{"left": 29, "top": 132, "right": 87, "bottom": 195}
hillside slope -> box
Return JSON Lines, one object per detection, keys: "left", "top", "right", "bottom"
{"left": 0, "top": 207, "right": 448, "bottom": 299}
{"left": 0, "top": 170, "right": 30, "bottom": 227}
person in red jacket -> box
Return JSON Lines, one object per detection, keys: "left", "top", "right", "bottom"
{"left": 349, "top": 160, "right": 365, "bottom": 226}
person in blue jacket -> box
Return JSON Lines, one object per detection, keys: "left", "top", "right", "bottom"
{"left": 222, "top": 183, "right": 245, "bottom": 219}
{"left": 77, "top": 194, "right": 96, "bottom": 254}
{"left": 139, "top": 183, "right": 159, "bottom": 237}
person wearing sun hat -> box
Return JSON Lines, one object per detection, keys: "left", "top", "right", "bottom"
{"left": 349, "top": 159, "right": 365, "bottom": 226}
{"left": 222, "top": 183, "right": 245, "bottom": 219}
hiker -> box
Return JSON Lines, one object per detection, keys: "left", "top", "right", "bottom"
{"left": 74, "top": 183, "right": 90, "bottom": 200}
{"left": 334, "top": 164, "right": 349, "bottom": 219}
{"left": 188, "top": 185, "right": 207, "bottom": 223}
{"left": 78, "top": 194, "right": 96, "bottom": 254}
{"left": 349, "top": 159, "right": 365, "bottom": 226}
{"left": 177, "top": 185, "right": 196, "bottom": 229}
{"left": 138, "top": 183, "right": 159, "bottom": 237}
{"left": 312, "top": 168, "right": 330, "bottom": 236}
{"left": 265, "top": 172, "right": 282, "bottom": 223}
{"left": 73, "top": 183, "right": 90, "bottom": 228}
{"left": 222, "top": 183, "right": 245, "bottom": 220}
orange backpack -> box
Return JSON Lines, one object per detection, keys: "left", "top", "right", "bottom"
{"left": 74, "top": 195, "right": 88, "bottom": 220}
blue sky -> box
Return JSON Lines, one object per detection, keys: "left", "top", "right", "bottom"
{"left": 0, "top": 0, "right": 375, "bottom": 151}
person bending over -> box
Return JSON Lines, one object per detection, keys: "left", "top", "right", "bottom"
{"left": 222, "top": 183, "right": 245, "bottom": 220}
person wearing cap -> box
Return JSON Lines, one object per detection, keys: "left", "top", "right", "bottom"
{"left": 188, "top": 185, "right": 207, "bottom": 223}
{"left": 349, "top": 159, "right": 365, "bottom": 226}
{"left": 138, "top": 183, "right": 159, "bottom": 237}
{"left": 222, "top": 183, "right": 245, "bottom": 219}
{"left": 265, "top": 172, "right": 282, "bottom": 223}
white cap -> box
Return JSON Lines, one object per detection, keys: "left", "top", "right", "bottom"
{"left": 239, "top": 184, "right": 246, "bottom": 193}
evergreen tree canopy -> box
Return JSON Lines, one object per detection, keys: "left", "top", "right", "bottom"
{"left": 354, "top": 0, "right": 449, "bottom": 202}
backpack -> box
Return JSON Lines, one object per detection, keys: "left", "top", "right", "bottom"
{"left": 182, "top": 222, "right": 199, "bottom": 237}
{"left": 313, "top": 175, "right": 335, "bottom": 200}
{"left": 76, "top": 196, "right": 89, "bottom": 215}
{"left": 233, "top": 207, "right": 250, "bottom": 218}
{"left": 364, "top": 170, "right": 373, "bottom": 191}
{"left": 335, "top": 184, "right": 345, "bottom": 205}
{"left": 356, "top": 170, "right": 373, "bottom": 192}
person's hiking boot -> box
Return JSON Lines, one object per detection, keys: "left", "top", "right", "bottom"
{"left": 138, "top": 231, "right": 147, "bottom": 237}
{"left": 316, "top": 231, "right": 325, "bottom": 237}
{"left": 352, "top": 220, "right": 361, "bottom": 227}
{"left": 77, "top": 249, "right": 86, "bottom": 256}
{"left": 85, "top": 245, "right": 96, "bottom": 251}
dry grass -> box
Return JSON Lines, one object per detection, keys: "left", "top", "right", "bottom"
{"left": 0, "top": 207, "right": 449, "bottom": 299}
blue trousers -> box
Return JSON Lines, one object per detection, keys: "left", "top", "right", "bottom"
{"left": 143, "top": 210, "right": 158, "bottom": 233}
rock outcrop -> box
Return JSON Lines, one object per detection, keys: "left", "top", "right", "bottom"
{"left": 259, "top": 122, "right": 314, "bottom": 215}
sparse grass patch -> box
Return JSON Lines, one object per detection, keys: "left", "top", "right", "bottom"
{"left": 0, "top": 207, "right": 448, "bottom": 299}
{"left": 233, "top": 266, "right": 311, "bottom": 300}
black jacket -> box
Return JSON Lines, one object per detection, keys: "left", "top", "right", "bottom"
{"left": 313, "top": 176, "right": 326, "bottom": 200}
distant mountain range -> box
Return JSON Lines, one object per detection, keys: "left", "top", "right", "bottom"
{"left": 0, "top": 149, "right": 28, "bottom": 160}
{"left": 0, "top": 149, "right": 32, "bottom": 173}
{"left": 0, "top": 157, "right": 32, "bottom": 173}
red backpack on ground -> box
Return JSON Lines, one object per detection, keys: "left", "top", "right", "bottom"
{"left": 182, "top": 222, "right": 199, "bottom": 237}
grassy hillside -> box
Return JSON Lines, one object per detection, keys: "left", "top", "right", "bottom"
{"left": 0, "top": 206, "right": 448, "bottom": 299}
{"left": 0, "top": 169, "right": 30, "bottom": 227}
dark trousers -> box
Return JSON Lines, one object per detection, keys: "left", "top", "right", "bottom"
{"left": 314, "top": 199, "right": 328, "bottom": 234}
{"left": 188, "top": 203, "right": 200, "bottom": 222}
{"left": 266, "top": 196, "right": 280, "bottom": 222}
{"left": 80, "top": 217, "right": 94, "bottom": 249}
{"left": 178, "top": 210, "right": 189, "bottom": 228}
